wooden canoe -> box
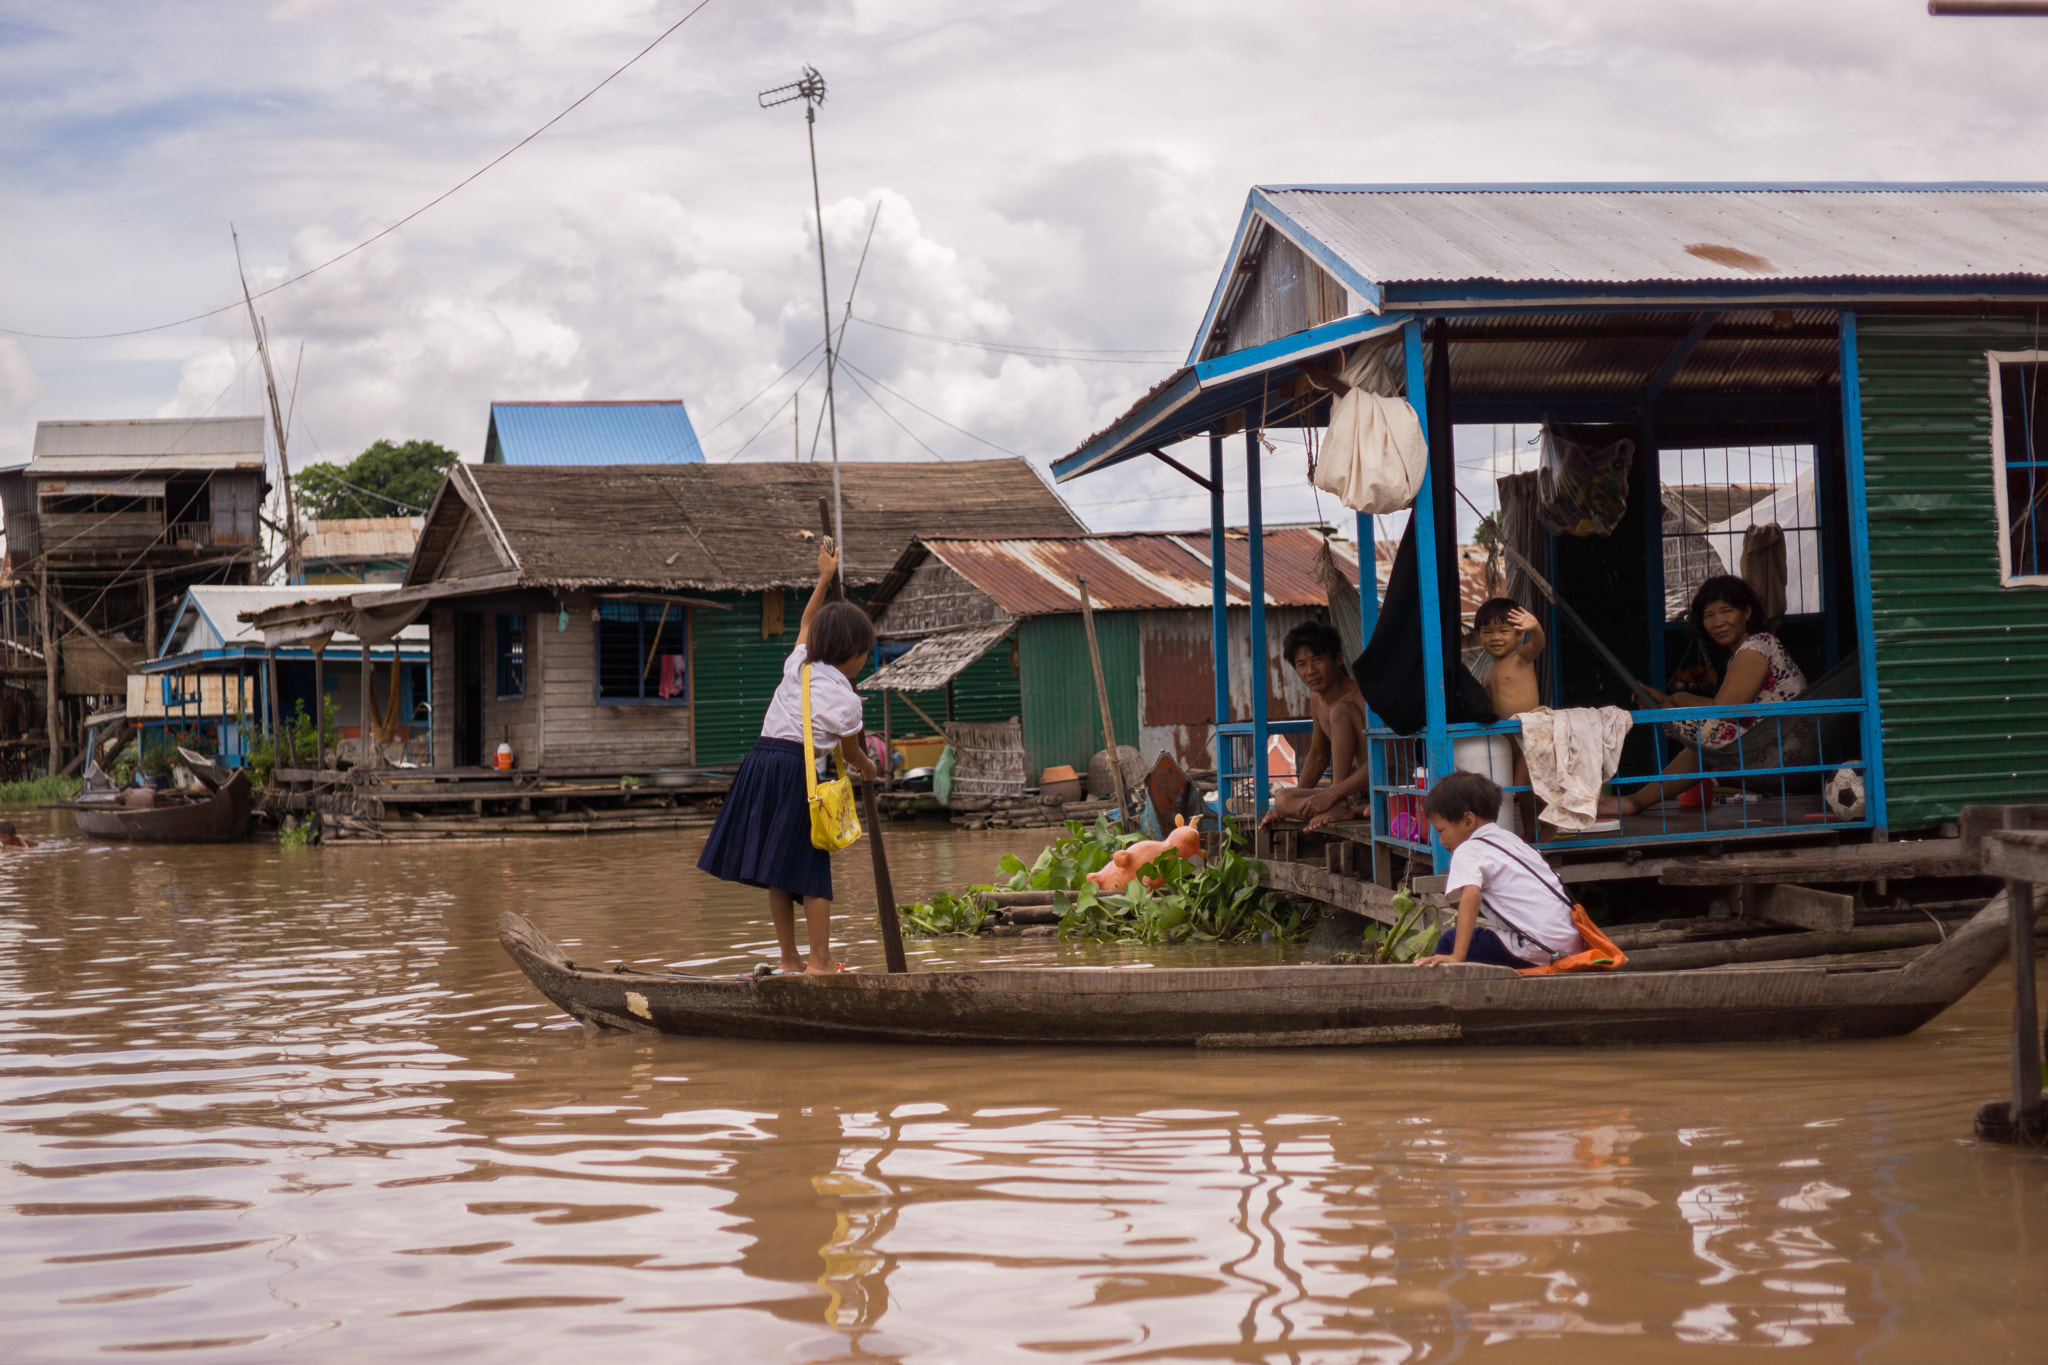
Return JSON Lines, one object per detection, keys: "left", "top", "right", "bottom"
{"left": 496, "top": 884, "right": 2031, "bottom": 1048}
{"left": 71, "top": 770, "right": 255, "bottom": 844}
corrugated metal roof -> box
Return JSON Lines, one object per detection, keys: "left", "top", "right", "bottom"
{"left": 908, "top": 528, "right": 1358, "bottom": 618}
{"left": 32, "top": 413, "right": 266, "bottom": 462}
{"left": 485, "top": 401, "right": 704, "bottom": 466}
{"left": 303, "top": 517, "right": 423, "bottom": 562}
{"left": 165, "top": 585, "right": 429, "bottom": 655}
{"left": 859, "top": 623, "right": 1014, "bottom": 693}
{"left": 1258, "top": 185, "right": 2048, "bottom": 289}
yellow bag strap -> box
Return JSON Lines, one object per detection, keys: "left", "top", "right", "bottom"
{"left": 799, "top": 662, "right": 845, "bottom": 799}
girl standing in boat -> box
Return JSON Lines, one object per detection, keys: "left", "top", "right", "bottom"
{"left": 697, "top": 544, "right": 878, "bottom": 974}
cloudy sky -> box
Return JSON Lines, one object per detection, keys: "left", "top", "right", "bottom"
{"left": 4, "top": 0, "right": 2046, "bottom": 537}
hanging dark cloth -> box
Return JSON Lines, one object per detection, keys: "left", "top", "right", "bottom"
{"left": 1352, "top": 517, "right": 1494, "bottom": 735}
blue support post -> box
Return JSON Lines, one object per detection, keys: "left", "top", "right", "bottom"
{"left": 1403, "top": 319, "right": 1453, "bottom": 872}
{"left": 1837, "top": 312, "right": 1888, "bottom": 831}
{"left": 1356, "top": 510, "right": 1378, "bottom": 640}
{"left": 1246, "top": 426, "right": 1270, "bottom": 821}
{"left": 1210, "top": 434, "right": 1230, "bottom": 810}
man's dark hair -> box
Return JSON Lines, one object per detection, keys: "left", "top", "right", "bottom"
{"left": 1473, "top": 597, "right": 1520, "bottom": 629}
{"left": 809, "top": 602, "right": 876, "bottom": 669}
{"left": 1423, "top": 769, "right": 1502, "bottom": 825}
{"left": 1282, "top": 619, "right": 1344, "bottom": 666}
{"left": 1686, "top": 574, "right": 1767, "bottom": 643}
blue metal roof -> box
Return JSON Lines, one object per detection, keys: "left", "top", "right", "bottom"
{"left": 484, "top": 401, "right": 704, "bottom": 466}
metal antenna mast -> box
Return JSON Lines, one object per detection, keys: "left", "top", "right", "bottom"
{"left": 759, "top": 66, "right": 843, "bottom": 583}
{"left": 233, "top": 228, "right": 304, "bottom": 584}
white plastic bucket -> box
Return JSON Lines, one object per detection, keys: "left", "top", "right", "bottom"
{"left": 1452, "top": 734, "right": 1515, "bottom": 826}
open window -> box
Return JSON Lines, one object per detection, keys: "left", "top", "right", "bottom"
{"left": 1989, "top": 351, "right": 2048, "bottom": 586}
{"left": 596, "top": 600, "right": 689, "bottom": 704}
{"left": 495, "top": 614, "right": 525, "bottom": 700}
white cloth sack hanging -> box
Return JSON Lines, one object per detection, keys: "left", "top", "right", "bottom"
{"left": 1517, "top": 706, "right": 1633, "bottom": 832}
{"left": 1310, "top": 346, "right": 1426, "bottom": 514}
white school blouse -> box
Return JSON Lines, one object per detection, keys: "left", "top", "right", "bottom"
{"left": 760, "top": 644, "right": 866, "bottom": 750}
{"left": 1443, "top": 826, "right": 1585, "bottom": 961}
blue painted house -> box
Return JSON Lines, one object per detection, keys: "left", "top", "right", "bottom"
{"left": 483, "top": 400, "right": 705, "bottom": 465}
{"left": 1055, "top": 183, "right": 2048, "bottom": 875}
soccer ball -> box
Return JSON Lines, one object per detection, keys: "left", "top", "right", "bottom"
{"left": 1823, "top": 767, "right": 1866, "bottom": 820}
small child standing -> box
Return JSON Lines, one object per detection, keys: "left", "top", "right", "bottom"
{"left": 697, "top": 545, "right": 879, "bottom": 975}
{"left": 1414, "top": 771, "right": 1584, "bottom": 969}
{"left": 1474, "top": 597, "right": 1546, "bottom": 837}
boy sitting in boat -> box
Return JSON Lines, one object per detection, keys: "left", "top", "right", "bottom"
{"left": 1414, "top": 770, "right": 1584, "bottom": 969}
{"left": 1260, "top": 621, "right": 1370, "bottom": 832}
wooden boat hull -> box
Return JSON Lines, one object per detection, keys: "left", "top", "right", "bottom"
{"left": 72, "top": 771, "right": 254, "bottom": 844}
{"left": 496, "top": 886, "right": 2027, "bottom": 1048}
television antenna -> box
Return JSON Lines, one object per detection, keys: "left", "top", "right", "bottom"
{"left": 759, "top": 65, "right": 844, "bottom": 580}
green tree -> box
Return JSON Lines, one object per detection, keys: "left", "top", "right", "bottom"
{"left": 294, "top": 439, "right": 459, "bottom": 521}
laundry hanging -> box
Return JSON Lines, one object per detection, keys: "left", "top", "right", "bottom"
{"left": 1310, "top": 345, "right": 1427, "bottom": 514}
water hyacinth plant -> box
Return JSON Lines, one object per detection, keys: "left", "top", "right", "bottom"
{"left": 900, "top": 815, "right": 1310, "bottom": 945}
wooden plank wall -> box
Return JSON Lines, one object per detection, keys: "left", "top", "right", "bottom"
{"left": 535, "top": 592, "right": 693, "bottom": 774}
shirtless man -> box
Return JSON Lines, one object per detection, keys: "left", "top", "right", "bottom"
{"left": 1474, "top": 598, "right": 1546, "bottom": 836}
{"left": 1261, "top": 621, "right": 1370, "bottom": 832}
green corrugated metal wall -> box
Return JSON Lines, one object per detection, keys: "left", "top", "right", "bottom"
{"left": 694, "top": 593, "right": 1028, "bottom": 766}
{"left": 1859, "top": 315, "right": 2048, "bottom": 829}
{"left": 1018, "top": 611, "right": 1140, "bottom": 781}
{"left": 690, "top": 591, "right": 788, "bottom": 766}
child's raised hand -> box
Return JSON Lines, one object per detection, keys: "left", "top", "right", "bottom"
{"left": 817, "top": 542, "right": 839, "bottom": 581}
{"left": 1508, "top": 606, "right": 1539, "bottom": 633}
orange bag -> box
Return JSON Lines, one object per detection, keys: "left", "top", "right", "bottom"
{"left": 1515, "top": 905, "right": 1627, "bottom": 977}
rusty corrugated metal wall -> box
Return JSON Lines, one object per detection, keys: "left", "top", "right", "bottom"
{"left": 1135, "top": 607, "right": 1324, "bottom": 771}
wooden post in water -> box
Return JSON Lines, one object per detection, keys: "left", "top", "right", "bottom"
{"left": 1976, "top": 815, "right": 2047, "bottom": 1145}
{"left": 1077, "top": 574, "right": 1133, "bottom": 832}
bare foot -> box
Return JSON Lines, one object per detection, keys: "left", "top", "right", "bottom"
{"left": 805, "top": 960, "right": 849, "bottom": 975}
{"left": 778, "top": 958, "right": 805, "bottom": 975}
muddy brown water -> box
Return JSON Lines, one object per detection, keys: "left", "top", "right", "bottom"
{"left": 2, "top": 808, "right": 2044, "bottom": 1363}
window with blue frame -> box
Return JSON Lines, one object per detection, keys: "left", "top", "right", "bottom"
{"left": 596, "top": 601, "right": 689, "bottom": 704}
{"left": 1992, "top": 354, "right": 2047, "bottom": 586}
{"left": 496, "top": 614, "right": 525, "bottom": 699}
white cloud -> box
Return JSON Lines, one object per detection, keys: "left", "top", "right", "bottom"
{"left": 2, "top": 0, "right": 2045, "bottom": 523}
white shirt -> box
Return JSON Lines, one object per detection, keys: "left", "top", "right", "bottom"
{"left": 761, "top": 644, "right": 867, "bottom": 750}
{"left": 1444, "top": 825, "right": 1585, "bottom": 962}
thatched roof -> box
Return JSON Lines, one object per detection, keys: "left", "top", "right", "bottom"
{"left": 401, "top": 459, "right": 1083, "bottom": 600}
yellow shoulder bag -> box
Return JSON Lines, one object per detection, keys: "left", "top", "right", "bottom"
{"left": 801, "top": 663, "right": 862, "bottom": 851}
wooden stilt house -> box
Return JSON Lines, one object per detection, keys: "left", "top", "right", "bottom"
{"left": 366, "top": 460, "right": 1081, "bottom": 776}
{"left": 1055, "top": 183, "right": 2048, "bottom": 875}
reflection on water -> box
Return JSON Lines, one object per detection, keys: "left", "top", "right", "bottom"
{"left": 1, "top": 811, "right": 2044, "bottom": 1362}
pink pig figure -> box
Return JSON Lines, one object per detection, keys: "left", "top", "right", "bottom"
{"left": 1085, "top": 816, "right": 1204, "bottom": 893}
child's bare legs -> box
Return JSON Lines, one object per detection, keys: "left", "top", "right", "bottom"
{"left": 768, "top": 889, "right": 842, "bottom": 972}
{"left": 1511, "top": 747, "right": 1536, "bottom": 839}
{"left": 1264, "top": 785, "right": 1313, "bottom": 824}
{"left": 767, "top": 888, "right": 805, "bottom": 973}
{"left": 801, "top": 894, "right": 841, "bottom": 974}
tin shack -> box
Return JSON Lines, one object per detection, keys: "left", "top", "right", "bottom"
{"left": 1055, "top": 183, "right": 2048, "bottom": 876}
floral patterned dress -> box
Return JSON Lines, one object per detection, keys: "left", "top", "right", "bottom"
{"left": 1668, "top": 632, "right": 1808, "bottom": 752}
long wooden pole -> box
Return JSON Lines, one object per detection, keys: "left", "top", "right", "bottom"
{"left": 1077, "top": 574, "right": 1133, "bottom": 832}
{"left": 39, "top": 564, "right": 58, "bottom": 777}
{"left": 817, "top": 500, "right": 906, "bottom": 973}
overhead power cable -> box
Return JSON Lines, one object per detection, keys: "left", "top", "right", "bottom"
{"left": 850, "top": 316, "right": 1181, "bottom": 364}
{"left": 0, "top": 0, "right": 716, "bottom": 341}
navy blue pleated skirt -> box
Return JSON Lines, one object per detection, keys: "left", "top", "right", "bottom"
{"left": 697, "top": 737, "right": 833, "bottom": 901}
